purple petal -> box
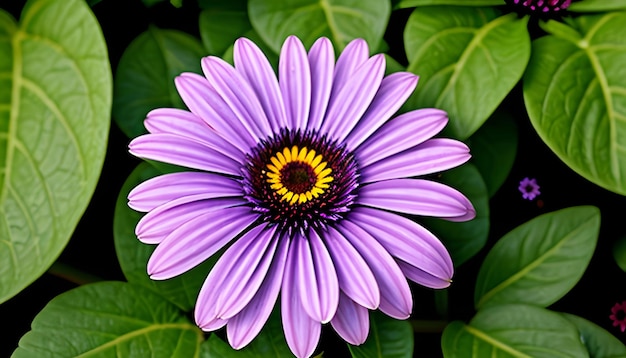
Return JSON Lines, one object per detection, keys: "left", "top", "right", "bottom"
{"left": 355, "top": 108, "right": 448, "bottom": 167}
{"left": 129, "top": 133, "right": 243, "bottom": 176}
{"left": 345, "top": 72, "right": 419, "bottom": 150}
{"left": 147, "top": 206, "right": 258, "bottom": 280}
{"left": 282, "top": 237, "right": 321, "bottom": 358}
{"left": 195, "top": 224, "right": 277, "bottom": 325}
{"left": 323, "top": 227, "right": 380, "bottom": 309}
{"left": 332, "top": 38, "right": 369, "bottom": 97}
{"left": 201, "top": 56, "right": 272, "bottom": 140}
{"left": 279, "top": 36, "right": 311, "bottom": 129}
{"left": 144, "top": 108, "right": 244, "bottom": 162}
{"left": 330, "top": 292, "right": 370, "bottom": 345}
{"left": 307, "top": 37, "right": 334, "bottom": 131}
{"left": 337, "top": 220, "right": 412, "bottom": 319}
{"left": 136, "top": 197, "right": 245, "bottom": 244}
{"left": 227, "top": 233, "right": 290, "bottom": 349}
{"left": 234, "top": 38, "right": 288, "bottom": 132}
{"left": 349, "top": 207, "right": 454, "bottom": 288}
{"left": 320, "top": 54, "right": 385, "bottom": 140}
{"left": 397, "top": 260, "right": 451, "bottom": 289}
{"left": 360, "top": 139, "right": 471, "bottom": 183}
{"left": 293, "top": 231, "right": 339, "bottom": 323}
{"left": 128, "top": 171, "right": 242, "bottom": 212}
{"left": 197, "top": 317, "right": 228, "bottom": 331}
{"left": 358, "top": 179, "right": 476, "bottom": 221}
{"left": 175, "top": 72, "right": 256, "bottom": 149}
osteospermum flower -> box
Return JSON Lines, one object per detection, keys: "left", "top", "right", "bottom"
{"left": 519, "top": 177, "right": 541, "bottom": 200}
{"left": 507, "top": 0, "right": 572, "bottom": 12}
{"left": 610, "top": 301, "right": 626, "bottom": 332}
{"left": 128, "top": 35, "right": 475, "bottom": 357}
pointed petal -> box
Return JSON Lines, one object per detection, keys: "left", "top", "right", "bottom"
{"left": 144, "top": 107, "right": 244, "bottom": 162}
{"left": 197, "top": 317, "right": 228, "bottom": 331}
{"left": 234, "top": 38, "right": 288, "bottom": 132}
{"left": 308, "top": 230, "right": 339, "bottom": 323}
{"left": 397, "top": 260, "right": 451, "bottom": 289}
{"left": 349, "top": 207, "right": 454, "bottom": 288}
{"left": 323, "top": 227, "right": 380, "bottom": 309}
{"left": 195, "top": 224, "right": 276, "bottom": 324}
{"left": 360, "top": 139, "right": 471, "bottom": 183}
{"left": 175, "top": 72, "right": 256, "bottom": 148}
{"left": 320, "top": 54, "right": 385, "bottom": 140}
{"left": 345, "top": 72, "right": 419, "bottom": 150}
{"left": 282, "top": 238, "right": 321, "bottom": 358}
{"left": 129, "top": 133, "right": 243, "bottom": 176}
{"left": 337, "top": 221, "right": 412, "bottom": 319}
{"left": 128, "top": 171, "right": 242, "bottom": 212}
{"left": 330, "top": 292, "right": 370, "bottom": 345}
{"left": 147, "top": 206, "right": 258, "bottom": 280}
{"left": 358, "top": 179, "right": 476, "bottom": 221}
{"left": 201, "top": 56, "right": 272, "bottom": 141}
{"left": 136, "top": 197, "right": 245, "bottom": 244}
{"left": 332, "top": 38, "right": 369, "bottom": 96}
{"left": 355, "top": 108, "right": 448, "bottom": 167}
{"left": 279, "top": 36, "right": 311, "bottom": 129}
{"left": 227, "top": 234, "right": 290, "bottom": 349}
{"left": 307, "top": 37, "right": 334, "bottom": 131}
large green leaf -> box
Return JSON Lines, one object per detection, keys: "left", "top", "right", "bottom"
{"left": 524, "top": 13, "right": 626, "bottom": 195}
{"left": 404, "top": 7, "right": 530, "bottom": 139}
{"left": 395, "top": 0, "right": 502, "bottom": 8}
{"left": 613, "top": 236, "right": 626, "bottom": 272}
{"left": 112, "top": 27, "right": 205, "bottom": 139}
{"left": 474, "top": 206, "right": 600, "bottom": 309}
{"left": 442, "top": 304, "right": 588, "bottom": 358}
{"left": 348, "top": 311, "right": 413, "bottom": 358}
{"left": 468, "top": 111, "right": 518, "bottom": 197}
{"left": 422, "top": 163, "right": 490, "bottom": 266}
{"left": 0, "top": 0, "right": 111, "bottom": 303}
{"left": 199, "top": 0, "right": 250, "bottom": 56}
{"left": 248, "top": 0, "right": 390, "bottom": 53}
{"left": 14, "top": 281, "right": 203, "bottom": 357}
{"left": 562, "top": 313, "right": 626, "bottom": 358}
{"left": 114, "top": 163, "right": 218, "bottom": 311}
{"left": 569, "top": 0, "right": 626, "bottom": 12}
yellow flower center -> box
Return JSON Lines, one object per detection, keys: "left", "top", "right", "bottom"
{"left": 265, "top": 146, "right": 333, "bottom": 205}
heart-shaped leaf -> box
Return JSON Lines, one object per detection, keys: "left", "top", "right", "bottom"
{"left": 475, "top": 206, "right": 600, "bottom": 309}
{"left": 348, "top": 311, "right": 413, "bottom": 358}
{"left": 112, "top": 27, "right": 205, "bottom": 139}
{"left": 442, "top": 304, "right": 588, "bottom": 357}
{"left": 199, "top": 0, "right": 250, "bottom": 56}
{"left": 248, "top": 0, "right": 390, "bottom": 53}
{"left": 0, "top": 0, "right": 111, "bottom": 303}
{"left": 562, "top": 313, "right": 626, "bottom": 358}
{"left": 404, "top": 7, "right": 530, "bottom": 139}
{"left": 13, "top": 281, "right": 203, "bottom": 357}
{"left": 524, "top": 12, "right": 626, "bottom": 195}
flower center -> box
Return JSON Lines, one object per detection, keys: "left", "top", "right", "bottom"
{"left": 506, "top": 0, "right": 572, "bottom": 13}
{"left": 266, "top": 146, "right": 333, "bottom": 205}
{"left": 243, "top": 130, "right": 359, "bottom": 230}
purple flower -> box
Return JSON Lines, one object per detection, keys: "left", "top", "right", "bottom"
{"left": 610, "top": 301, "right": 626, "bottom": 332}
{"left": 519, "top": 177, "right": 541, "bottom": 200}
{"left": 508, "top": 0, "right": 572, "bottom": 12}
{"left": 128, "top": 36, "right": 475, "bottom": 357}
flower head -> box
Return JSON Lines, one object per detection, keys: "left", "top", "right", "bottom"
{"left": 507, "top": 0, "right": 572, "bottom": 12}
{"left": 128, "top": 36, "right": 475, "bottom": 357}
{"left": 610, "top": 301, "right": 626, "bottom": 332}
{"left": 519, "top": 177, "right": 541, "bottom": 200}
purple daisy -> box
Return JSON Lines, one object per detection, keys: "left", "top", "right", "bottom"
{"left": 509, "top": 0, "right": 572, "bottom": 12}
{"left": 610, "top": 301, "right": 626, "bottom": 333}
{"left": 519, "top": 177, "right": 541, "bottom": 200}
{"left": 128, "top": 35, "right": 475, "bottom": 357}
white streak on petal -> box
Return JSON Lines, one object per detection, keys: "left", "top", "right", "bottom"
{"left": 307, "top": 37, "right": 334, "bottom": 131}
{"left": 279, "top": 36, "right": 311, "bottom": 129}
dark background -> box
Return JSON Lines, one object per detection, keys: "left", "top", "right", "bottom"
{"left": 1, "top": 0, "right": 625, "bottom": 356}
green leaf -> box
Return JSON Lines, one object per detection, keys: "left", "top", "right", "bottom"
{"left": 562, "top": 313, "right": 626, "bottom": 358}
{"left": 200, "top": 312, "right": 291, "bottom": 357}
{"left": 613, "top": 236, "right": 626, "bottom": 272}
{"left": 468, "top": 111, "right": 518, "bottom": 197}
{"left": 569, "top": 0, "right": 626, "bottom": 12}
{"left": 0, "top": 0, "right": 111, "bottom": 303}
{"left": 248, "top": 0, "right": 391, "bottom": 53}
{"left": 199, "top": 0, "right": 250, "bottom": 55}
{"left": 14, "top": 281, "right": 203, "bottom": 357}
{"left": 474, "top": 206, "right": 600, "bottom": 310}
{"left": 349, "top": 311, "right": 413, "bottom": 358}
{"left": 112, "top": 26, "right": 205, "bottom": 139}
{"left": 422, "top": 163, "right": 490, "bottom": 266}
{"left": 114, "top": 163, "right": 218, "bottom": 311}
{"left": 395, "top": 0, "right": 502, "bottom": 8}
{"left": 442, "top": 304, "right": 588, "bottom": 358}
{"left": 524, "top": 12, "right": 626, "bottom": 195}
{"left": 404, "top": 7, "right": 530, "bottom": 139}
